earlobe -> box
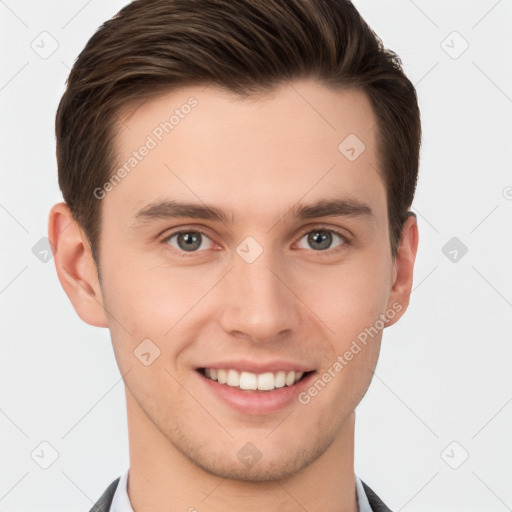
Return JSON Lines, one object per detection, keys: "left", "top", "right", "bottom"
{"left": 385, "top": 213, "right": 419, "bottom": 327}
{"left": 48, "top": 202, "right": 109, "bottom": 328}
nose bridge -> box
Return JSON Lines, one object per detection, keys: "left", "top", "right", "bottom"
{"left": 219, "top": 244, "right": 299, "bottom": 342}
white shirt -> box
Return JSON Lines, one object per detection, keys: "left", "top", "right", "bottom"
{"left": 110, "top": 468, "right": 373, "bottom": 512}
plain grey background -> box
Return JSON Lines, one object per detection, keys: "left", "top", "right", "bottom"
{"left": 1, "top": 0, "right": 511, "bottom": 510}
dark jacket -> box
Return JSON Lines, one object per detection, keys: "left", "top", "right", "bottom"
{"left": 89, "top": 477, "right": 393, "bottom": 512}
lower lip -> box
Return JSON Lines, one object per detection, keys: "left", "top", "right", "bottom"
{"left": 196, "top": 370, "right": 316, "bottom": 415}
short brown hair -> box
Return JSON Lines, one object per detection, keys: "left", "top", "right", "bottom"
{"left": 56, "top": 0, "right": 421, "bottom": 261}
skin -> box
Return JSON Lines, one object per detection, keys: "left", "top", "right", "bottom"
{"left": 49, "top": 78, "right": 418, "bottom": 512}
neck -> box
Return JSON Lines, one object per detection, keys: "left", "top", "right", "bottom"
{"left": 125, "top": 389, "right": 358, "bottom": 512}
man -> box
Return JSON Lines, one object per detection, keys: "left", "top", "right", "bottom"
{"left": 49, "top": 0, "right": 420, "bottom": 510}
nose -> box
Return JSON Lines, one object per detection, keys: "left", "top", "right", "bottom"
{"left": 218, "top": 248, "right": 301, "bottom": 344}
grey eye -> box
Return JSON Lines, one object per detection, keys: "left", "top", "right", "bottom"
{"left": 297, "top": 230, "right": 345, "bottom": 251}
{"left": 166, "top": 231, "right": 214, "bottom": 252}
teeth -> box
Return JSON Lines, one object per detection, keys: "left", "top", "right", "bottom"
{"left": 217, "top": 369, "right": 227, "bottom": 384}
{"left": 227, "top": 369, "right": 240, "bottom": 387}
{"left": 274, "top": 371, "right": 287, "bottom": 388}
{"left": 240, "top": 372, "right": 257, "bottom": 390}
{"left": 257, "top": 372, "right": 276, "bottom": 391}
{"left": 202, "top": 368, "right": 305, "bottom": 391}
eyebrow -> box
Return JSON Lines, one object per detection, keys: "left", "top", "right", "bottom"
{"left": 132, "top": 197, "right": 374, "bottom": 227}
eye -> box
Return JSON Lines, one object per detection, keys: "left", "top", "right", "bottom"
{"left": 296, "top": 227, "right": 348, "bottom": 252}
{"left": 164, "top": 230, "right": 215, "bottom": 253}
{"left": 162, "top": 226, "right": 349, "bottom": 255}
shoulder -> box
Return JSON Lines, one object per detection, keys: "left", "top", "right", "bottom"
{"left": 361, "top": 480, "right": 394, "bottom": 512}
{"left": 88, "top": 477, "right": 121, "bottom": 512}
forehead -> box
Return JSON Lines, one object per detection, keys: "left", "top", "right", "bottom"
{"left": 107, "top": 79, "right": 386, "bottom": 226}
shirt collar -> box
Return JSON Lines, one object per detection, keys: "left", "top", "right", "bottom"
{"left": 109, "top": 468, "right": 133, "bottom": 512}
{"left": 110, "top": 468, "right": 373, "bottom": 512}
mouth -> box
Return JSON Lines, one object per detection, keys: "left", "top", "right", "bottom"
{"left": 197, "top": 367, "right": 315, "bottom": 392}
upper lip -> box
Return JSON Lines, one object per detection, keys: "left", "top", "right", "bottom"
{"left": 196, "top": 359, "right": 315, "bottom": 374}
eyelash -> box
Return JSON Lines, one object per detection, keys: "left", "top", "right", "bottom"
{"left": 161, "top": 225, "right": 350, "bottom": 256}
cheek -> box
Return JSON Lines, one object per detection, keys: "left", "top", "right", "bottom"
{"left": 294, "top": 253, "right": 392, "bottom": 339}
{"left": 297, "top": 266, "right": 387, "bottom": 410}
{"left": 101, "top": 252, "right": 212, "bottom": 327}
{"left": 99, "top": 259, "right": 218, "bottom": 370}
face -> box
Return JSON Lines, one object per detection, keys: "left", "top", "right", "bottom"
{"left": 60, "top": 79, "right": 416, "bottom": 481}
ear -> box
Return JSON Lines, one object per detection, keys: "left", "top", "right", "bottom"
{"left": 385, "top": 213, "right": 419, "bottom": 327}
{"left": 48, "top": 202, "right": 109, "bottom": 327}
